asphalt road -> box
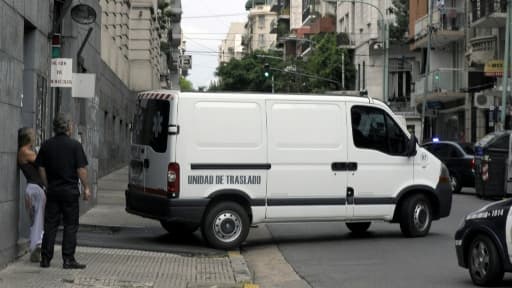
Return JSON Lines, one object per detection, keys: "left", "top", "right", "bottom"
{"left": 242, "top": 191, "right": 512, "bottom": 288}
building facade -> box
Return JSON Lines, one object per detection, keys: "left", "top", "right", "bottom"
{"left": 0, "top": 0, "right": 53, "bottom": 268}
{"left": 409, "top": 0, "right": 469, "bottom": 142}
{"left": 243, "top": 4, "right": 278, "bottom": 53}
{"left": 219, "top": 22, "right": 245, "bottom": 65}
{"left": 466, "top": 0, "right": 509, "bottom": 140}
{"left": 0, "top": 0, "right": 165, "bottom": 268}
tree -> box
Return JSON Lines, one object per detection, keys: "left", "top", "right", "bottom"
{"left": 389, "top": 0, "right": 409, "bottom": 42}
{"left": 213, "top": 34, "right": 355, "bottom": 93}
{"left": 180, "top": 76, "right": 194, "bottom": 92}
{"left": 303, "top": 33, "right": 356, "bottom": 92}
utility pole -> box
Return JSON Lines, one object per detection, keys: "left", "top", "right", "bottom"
{"left": 500, "top": 0, "right": 511, "bottom": 130}
{"left": 421, "top": 0, "right": 433, "bottom": 142}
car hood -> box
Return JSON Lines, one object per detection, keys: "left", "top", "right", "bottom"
{"left": 466, "top": 199, "right": 512, "bottom": 221}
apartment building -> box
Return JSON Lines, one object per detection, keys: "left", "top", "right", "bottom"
{"left": 243, "top": 2, "right": 278, "bottom": 53}
{"left": 409, "top": 0, "right": 468, "bottom": 142}
{"left": 100, "top": 0, "right": 161, "bottom": 91}
{"left": 219, "top": 23, "right": 245, "bottom": 64}
{"left": 466, "top": 0, "right": 509, "bottom": 140}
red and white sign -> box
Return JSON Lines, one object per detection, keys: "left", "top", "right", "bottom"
{"left": 50, "top": 58, "right": 73, "bottom": 87}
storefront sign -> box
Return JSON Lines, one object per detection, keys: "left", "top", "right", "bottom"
{"left": 484, "top": 60, "right": 511, "bottom": 77}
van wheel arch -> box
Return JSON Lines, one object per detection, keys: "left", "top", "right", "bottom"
{"left": 205, "top": 189, "right": 253, "bottom": 223}
{"left": 392, "top": 188, "right": 440, "bottom": 222}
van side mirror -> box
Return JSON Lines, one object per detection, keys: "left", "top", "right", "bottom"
{"left": 405, "top": 135, "right": 417, "bottom": 157}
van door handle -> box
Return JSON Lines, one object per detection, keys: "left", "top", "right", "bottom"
{"left": 347, "top": 162, "right": 358, "bottom": 171}
{"left": 143, "top": 159, "right": 149, "bottom": 168}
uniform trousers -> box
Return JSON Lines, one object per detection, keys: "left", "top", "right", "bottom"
{"left": 41, "top": 193, "right": 79, "bottom": 262}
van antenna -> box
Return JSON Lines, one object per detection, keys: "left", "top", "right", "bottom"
{"left": 359, "top": 89, "right": 372, "bottom": 103}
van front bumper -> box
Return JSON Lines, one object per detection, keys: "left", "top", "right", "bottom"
{"left": 125, "top": 187, "right": 208, "bottom": 226}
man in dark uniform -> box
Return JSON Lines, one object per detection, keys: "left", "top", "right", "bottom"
{"left": 36, "top": 113, "right": 91, "bottom": 269}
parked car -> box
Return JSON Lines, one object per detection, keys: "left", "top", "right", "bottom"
{"left": 455, "top": 199, "right": 512, "bottom": 286}
{"left": 422, "top": 141, "right": 475, "bottom": 193}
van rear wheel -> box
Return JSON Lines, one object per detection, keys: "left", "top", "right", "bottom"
{"left": 346, "top": 222, "right": 371, "bottom": 234}
{"left": 202, "top": 202, "right": 250, "bottom": 250}
{"left": 399, "top": 194, "right": 432, "bottom": 237}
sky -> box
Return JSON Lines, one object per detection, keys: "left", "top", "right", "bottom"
{"left": 181, "top": 0, "right": 248, "bottom": 89}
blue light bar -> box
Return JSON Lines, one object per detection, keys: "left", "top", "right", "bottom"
{"left": 433, "top": 137, "right": 440, "bottom": 143}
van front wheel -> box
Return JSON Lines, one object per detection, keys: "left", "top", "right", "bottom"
{"left": 399, "top": 194, "right": 432, "bottom": 237}
{"left": 202, "top": 202, "right": 250, "bottom": 250}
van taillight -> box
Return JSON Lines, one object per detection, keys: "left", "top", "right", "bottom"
{"left": 167, "top": 163, "right": 180, "bottom": 198}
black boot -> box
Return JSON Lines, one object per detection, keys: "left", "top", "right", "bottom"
{"left": 63, "top": 259, "right": 86, "bottom": 269}
{"left": 40, "top": 258, "right": 50, "bottom": 268}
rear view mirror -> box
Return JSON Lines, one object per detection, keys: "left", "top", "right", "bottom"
{"left": 405, "top": 135, "right": 417, "bottom": 157}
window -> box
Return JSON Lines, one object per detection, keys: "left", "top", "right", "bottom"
{"left": 351, "top": 106, "right": 408, "bottom": 155}
{"left": 132, "top": 99, "right": 170, "bottom": 153}
{"left": 490, "top": 134, "right": 510, "bottom": 150}
{"left": 258, "top": 15, "right": 265, "bottom": 29}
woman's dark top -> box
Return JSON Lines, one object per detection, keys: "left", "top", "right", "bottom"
{"left": 19, "top": 162, "right": 44, "bottom": 189}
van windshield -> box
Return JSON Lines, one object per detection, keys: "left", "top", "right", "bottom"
{"left": 132, "top": 99, "right": 170, "bottom": 153}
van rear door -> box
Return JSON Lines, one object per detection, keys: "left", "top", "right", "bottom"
{"left": 130, "top": 93, "right": 177, "bottom": 195}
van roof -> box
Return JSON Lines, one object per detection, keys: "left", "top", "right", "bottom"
{"left": 139, "top": 90, "right": 388, "bottom": 109}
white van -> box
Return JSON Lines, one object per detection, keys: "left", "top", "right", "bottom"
{"left": 126, "top": 91, "right": 452, "bottom": 249}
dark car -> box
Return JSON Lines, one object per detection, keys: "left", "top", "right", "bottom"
{"left": 455, "top": 199, "right": 512, "bottom": 286}
{"left": 422, "top": 141, "right": 475, "bottom": 193}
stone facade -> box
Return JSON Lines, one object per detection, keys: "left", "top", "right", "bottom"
{"left": 0, "top": 0, "right": 139, "bottom": 268}
{"left": 0, "top": 0, "right": 52, "bottom": 268}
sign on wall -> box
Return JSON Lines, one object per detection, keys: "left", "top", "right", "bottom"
{"left": 50, "top": 58, "right": 73, "bottom": 87}
{"left": 72, "top": 73, "right": 95, "bottom": 98}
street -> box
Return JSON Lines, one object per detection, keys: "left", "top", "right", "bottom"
{"left": 69, "top": 187, "right": 512, "bottom": 288}
{"left": 243, "top": 191, "right": 512, "bottom": 288}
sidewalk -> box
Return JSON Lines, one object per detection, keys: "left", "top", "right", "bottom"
{"left": 0, "top": 167, "right": 255, "bottom": 288}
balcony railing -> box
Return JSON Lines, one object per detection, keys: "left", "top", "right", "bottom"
{"left": 414, "top": 7, "right": 465, "bottom": 40}
{"left": 472, "top": 0, "right": 507, "bottom": 24}
{"left": 469, "top": 35, "right": 497, "bottom": 65}
{"left": 414, "top": 68, "right": 466, "bottom": 96}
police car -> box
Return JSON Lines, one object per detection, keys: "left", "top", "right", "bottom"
{"left": 455, "top": 199, "right": 512, "bottom": 286}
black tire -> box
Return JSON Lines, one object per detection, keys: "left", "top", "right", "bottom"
{"left": 346, "top": 222, "right": 371, "bottom": 234}
{"left": 450, "top": 172, "right": 462, "bottom": 194}
{"left": 468, "top": 235, "right": 504, "bottom": 286}
{"left": 160, "top": 220, "right": 198, "bottom": 234}
{"left": 201, "top": 202, "right": 250, "bottom": 250}
{"left": 399, "top": 194, "right": 432, "bottom": 237}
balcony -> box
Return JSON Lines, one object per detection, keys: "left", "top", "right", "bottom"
{"left": 413, "top": 68, "right": 466, "bottom": 103}
{"left": 166, "top": 0, "right": 182, "bottom": 23}
{"left": 336, "top": 32, "right": 355, "bottom": 49}
{"left": 277, "top": 20, "right": 290, "bottom": 38}
{"left": 468, "top": 35, "right": 497, "bottom": 65}
{"left": 471, "top": 0, "right": 507, "bottom": 28}
{"left": 279, "top": 6, "right": 290, "bottom": 19}
{"left": 270, "top": 0, "right": 282, "bottom": 12}
{"left": 413, "top": 7, "right": 465, "bottom": 49}
{"left": 168, "top": 24, "right": 181, "bottom": 48}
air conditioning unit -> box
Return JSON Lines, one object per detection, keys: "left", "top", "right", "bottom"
{"left": 474, "top": 92, "right": 493, "bottom": 109}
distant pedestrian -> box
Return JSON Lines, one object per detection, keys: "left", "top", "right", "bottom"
{"left": 17, "top": 127, "right": 46, "bottom": 263}
{"left": 36, "top": 113, "right": 91, "bottom": 269}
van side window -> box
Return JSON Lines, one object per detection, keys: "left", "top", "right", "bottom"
{"left": 490, "top": 134, "right": 510, "bottom": 150}
{"left": 351, "top": 106, "right": 408, "bottom": 155}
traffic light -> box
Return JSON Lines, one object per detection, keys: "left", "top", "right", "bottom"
{"left": 264, "top": 63, "right": 271, "bottom": 78}
{"left": 52, "top": 33, "right": 62, "bottom": 58}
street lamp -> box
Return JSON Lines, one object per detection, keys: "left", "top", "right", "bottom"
{"left": 70, "top": 0, "right": 97, "bottom": 25}
{"left": 325, "top": 0, "right": 389, "bottom": 103}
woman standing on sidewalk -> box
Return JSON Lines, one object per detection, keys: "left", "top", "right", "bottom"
{"left": 18, "top": 127, "right": 46, "bottom": 262}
